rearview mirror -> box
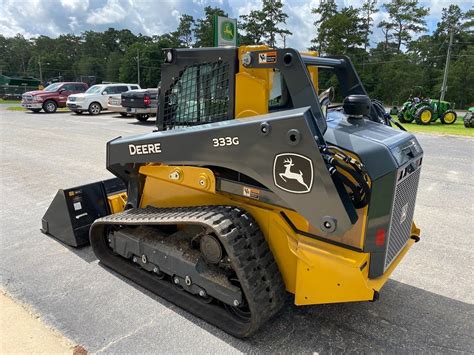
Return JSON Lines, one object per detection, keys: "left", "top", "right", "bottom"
{"left": 59, "top": 88, "right": 65, "bottom": 93}
{"left": 102, "top": 91, "right": 108, "bottom": 95}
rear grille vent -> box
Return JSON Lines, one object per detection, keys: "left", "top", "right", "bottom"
{"left": 384, "top": 167, "right": 421, "bottom": 270}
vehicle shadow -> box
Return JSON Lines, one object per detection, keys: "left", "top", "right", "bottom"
{"left": 128, "top": 120, "right": 156, "bottom": 126}
{"left": 45, "top": 229, "right": 473, "bottom": 353}
{"left": 26, "top": 110, "right": 71, "bottom": 114}
{"left": 43, "top": 233, "right": 98, "bottom": 263}
{"left": 103, "top": 264, "right": 473, "bottom": 353}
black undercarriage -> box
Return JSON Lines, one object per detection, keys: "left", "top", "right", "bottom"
{"left": 90, "top": 205, "right": 286, "bottom": 338}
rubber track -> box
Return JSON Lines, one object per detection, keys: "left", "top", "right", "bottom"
{"left": 89, "top": 205, "right": 286, "bottom": 337}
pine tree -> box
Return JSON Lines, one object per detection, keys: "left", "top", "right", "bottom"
{"left": 239, "top": 0, "right": 292, "bottom": 48}
{"left": 194, "top": 6, "right": 227, "bottom": 48}
{"left": 361, "top": 0, "right": 378, "bottom": 51}
{"left": 311, "top": 1, "right": 365, "bottom": 55}
{"left": 378, "top": 0, "right": 429, "bottom": 52}
{"left": 176, "top": 14, "right": 195, "bottom": 47}
{"left": 311, "top": 0, "right": 338, "bottom": 53}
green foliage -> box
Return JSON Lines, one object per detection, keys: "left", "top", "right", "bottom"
{"left": 393, "top": 114, "right": 474, "bottom": 137}
{"left": 0, "top": 3, "right": 472, "bottom": 108}
{"left": 239, "top": 0, "right": 292, "bottom": 47}
{"left": 194, "top": 6, "right": 227, "bottom": 47}
{"left": 239, "top": 10, "right": 266, "bottom": 45}
{"left": 176, "top": 14, "right": 195, "bottom": 47}
{"left": 378, "top": 0, "right": 429, "bottom": 52}
{"left": 327, "top": 7, "right": 365, "bottom": 54}
{"left": 361, "top": 0, "right": 379, "bottom": 51}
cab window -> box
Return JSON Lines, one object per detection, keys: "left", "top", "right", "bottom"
{"left": 61, "top": 84, "right": 75, "bottom": 91}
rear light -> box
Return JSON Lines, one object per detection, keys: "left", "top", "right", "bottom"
{"left": 144, "top": 95, "right": 151, "bottom": 106}
{"left": 375, "top": 229, "right": 386, "bottom": 247}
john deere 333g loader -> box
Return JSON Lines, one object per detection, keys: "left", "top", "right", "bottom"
{"left": 42, "top": 46, "right": 423, "bottom": 337}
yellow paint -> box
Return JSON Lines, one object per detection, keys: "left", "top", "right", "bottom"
{"left": 295, "top": 237, "right": 373, "bottom": 304}
{"left": 235, "top": 47, "right": 321, "bottom": 119}
{"left": 134, "top": 164, "right": 414, "bottom": 305}
{"left": 235, "top": 45, "right": 272, "bottom": 118}
{"left": 443, "top": 112, "right": 456, "bottom": 123}
{"left": 420, "top": 110, "right": 432, "bottom": 123}
{"left": 107, "top": 192, "right": 127, "bottom": 214}
{"left": 103, "top": 45, "right": 421, "bottom": 306}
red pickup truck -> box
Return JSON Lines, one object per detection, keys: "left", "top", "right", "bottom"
{"left": 21, "top": 82, "right": 88, "bottom": 113}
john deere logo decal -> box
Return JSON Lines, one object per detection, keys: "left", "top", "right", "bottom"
{"left": 273, "top": 153, "right": 314, "bottom": 194}
{"left": 221, "top": 21, "right": 235, "bottom": 41}
{"left": 400, "top": 203, "right": 409, "bottom": 224}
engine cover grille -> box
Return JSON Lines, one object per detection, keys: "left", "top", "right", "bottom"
{"left": 384, "top": 167, "right": 421, "bottom": 270}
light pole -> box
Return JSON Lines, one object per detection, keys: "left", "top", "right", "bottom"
{"left": 38, "top": 57, "right": 43, "bottom": 82}
{"left": 38, "top": 57, "right": 50, "bottom": 83}
{"left": 134, "top": 49, "right": 140, "bottom": 86}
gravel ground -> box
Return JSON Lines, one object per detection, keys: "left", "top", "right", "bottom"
{"left": 0, "top": 108, "right": 473, "bottom": 353}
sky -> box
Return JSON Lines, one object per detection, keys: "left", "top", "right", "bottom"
{"left": 0, "top": 0, "right": 472, "bottom": 49}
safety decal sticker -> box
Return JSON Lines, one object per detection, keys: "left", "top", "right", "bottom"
{"left": 258, "top": 51, "right": 277, "bottom": 64}
{"left": 273, "top": 153, "right": 314, "bottom": 194}
{"left": 243, "top": 186, "right": 260, "bottom": 200}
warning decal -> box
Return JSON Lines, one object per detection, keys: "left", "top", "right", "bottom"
{"left": 243, "top": 186, "right": 260, "bottom": 200}
{"left": 258, "top": 51, "right": 277, "bottom": 64}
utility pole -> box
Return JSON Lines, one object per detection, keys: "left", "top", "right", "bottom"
{"left": 440, "top": 28, "right": 454, "bottom": 101}
{"left": 135, "top": 49, "right": 140, "bottom": 86}
{"left": 38, "top": 57, "right": 43, "bottom": 82}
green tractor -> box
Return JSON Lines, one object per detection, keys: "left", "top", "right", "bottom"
{"left": 463, "top": 107, "right": 474, "bottom": 128}
{"left": 397, "top": 87, "right": 457, "bottom": 125}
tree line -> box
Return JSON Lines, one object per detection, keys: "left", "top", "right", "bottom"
{"left": 0, "top": 0, "right": 472, "bottom": 107}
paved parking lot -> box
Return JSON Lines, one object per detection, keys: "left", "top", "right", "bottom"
{"left": 1, "top": 108, "right": 473, "bottom": 353}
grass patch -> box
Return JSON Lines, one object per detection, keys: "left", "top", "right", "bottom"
{"left": 392, "top": 115, "right": 473, "bottom": 137}
{"left": 6, "top": 106, "right": 70, "bottom": 112}
{"left": 0, "top": 98, "right": 21, "bottom": 103}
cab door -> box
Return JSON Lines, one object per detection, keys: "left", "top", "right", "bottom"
{"left": 58, "top": 84, "right": 74, "bottom": 106}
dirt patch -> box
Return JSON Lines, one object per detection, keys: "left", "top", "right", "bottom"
{"left": 0, "top": 290, "right": 84, "bottom": 354}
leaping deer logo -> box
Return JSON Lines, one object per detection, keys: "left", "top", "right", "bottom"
{"left": 279, "top": 157, "right": 310, "bottom": 190}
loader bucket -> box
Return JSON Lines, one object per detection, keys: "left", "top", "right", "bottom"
{"left": 41, "top": 178, "right": 126, "bottom": 247}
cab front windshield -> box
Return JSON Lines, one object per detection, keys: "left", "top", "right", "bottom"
{"left": 43, "top": 83, "right": 62, "bottom": 92}
{"left": 85, "top": 85, "right": 104, "bottom": 94}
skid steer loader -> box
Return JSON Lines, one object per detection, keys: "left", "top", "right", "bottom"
{"left": 41, "top": 46, "right": 423, "bottom": 337}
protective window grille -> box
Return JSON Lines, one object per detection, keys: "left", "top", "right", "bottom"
{"left": 163, "top": 61, "right": 230, "bottom": 128}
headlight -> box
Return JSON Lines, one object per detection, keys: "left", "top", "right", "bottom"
{"left": 34, "top": 96, "right": 43, "bottom": 102}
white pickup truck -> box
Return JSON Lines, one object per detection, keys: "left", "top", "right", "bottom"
{"left": 67, "top": 83, "right": 140, "bottom": 115}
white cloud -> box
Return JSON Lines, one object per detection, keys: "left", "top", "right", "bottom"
{"left": 60, "top": 0, "right": 89, "bottom": 12}
{"left": 284, "top": 0, "right": 321, "bottom": 49}
{"left": 68, "top": 16, "right": 80, "bottom": 32}
{"left": 0, "top": 0, "right": 471, "bottom": 52}
{"left": 86, "top": 0, "right": 128, "bottom": 25}
{"left": 171, "top": 9, "right": 181, "bottom": 21}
